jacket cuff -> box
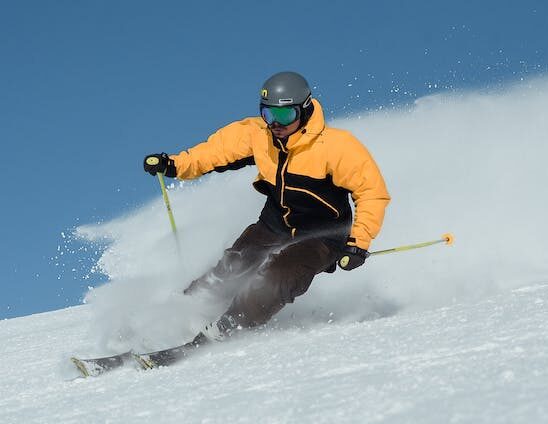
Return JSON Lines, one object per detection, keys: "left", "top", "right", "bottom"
{"left": 346, "top": 235, "right": 370, "bottom": 250}
{"left": 165, "top": 158, "right": 177, "bottom": 178}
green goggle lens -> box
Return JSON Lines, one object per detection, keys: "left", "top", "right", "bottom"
{"left": 261, "top": 106, "right": 299, "bottom": 126}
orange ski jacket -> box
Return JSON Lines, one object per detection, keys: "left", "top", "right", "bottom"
{"left": 170, "top": 99, "right": 390, "bottom": 250}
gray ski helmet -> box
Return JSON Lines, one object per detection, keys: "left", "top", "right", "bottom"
{"left": 260, "top": 71, "right": 312, "bottom": 107}
{"left": 260, "top": 71, "right": 314, "bottom": 126}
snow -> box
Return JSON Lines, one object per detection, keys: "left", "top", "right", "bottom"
{"left": 1, "top": 284, "right": 547, "bottom": 423}
{"left": 2, "top": 78, "right": 548, "bottom": 422}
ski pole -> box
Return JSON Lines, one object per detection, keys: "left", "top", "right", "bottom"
{"left": 156, "top": 172, "right": 178, "bottom": 235}
{"left": 145, "top": 157, "right": 180, "bottom": 249}
{"left": 157, "top": 171, "right": 181, "bottom": 253}
{"left": 369, "top": 233, "right": 454, "bottom": 256}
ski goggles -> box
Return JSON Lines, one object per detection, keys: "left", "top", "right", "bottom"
{"left": 260, "top": 105, "right": 300, "bottom": 126}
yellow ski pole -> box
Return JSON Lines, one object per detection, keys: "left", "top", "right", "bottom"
{"left": 370, "top": 233, "right": 454, "bottom": 256}
{"left": 145, "top": 157, "right": 180, "bottom": 251}
{"left": 156, "top": 172, "right": 178, "bottom": 235}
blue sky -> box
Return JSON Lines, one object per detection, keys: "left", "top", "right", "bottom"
{"left": 1, "top": 0, "right": 547, "bottom": 319}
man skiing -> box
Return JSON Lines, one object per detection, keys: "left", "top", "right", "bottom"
{"left": 144, "top": 71, "right": 390, "bottom": 342}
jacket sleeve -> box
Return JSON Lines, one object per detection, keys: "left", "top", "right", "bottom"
{"left": 329, "top": 132, "right": 390, "bottom": 250}
{"left": 169, "top": 119, "right": 255, "bottom": 180}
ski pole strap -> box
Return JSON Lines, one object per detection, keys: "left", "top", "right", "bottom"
{"left": 370, "top": 233, "right": 454, "bottom": 256}
{"left": 157, "top": 172, "right": 178, "bottom": 235}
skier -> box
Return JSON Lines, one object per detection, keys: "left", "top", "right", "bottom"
{"left": 144, "top": 71, "right": 390, "bottom": 342}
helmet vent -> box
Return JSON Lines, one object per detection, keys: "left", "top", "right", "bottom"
{"left": 278, "top": 98, "right": 294, "bottom": 105}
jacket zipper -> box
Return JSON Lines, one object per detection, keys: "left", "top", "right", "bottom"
{"left": 275, "top": 139, "right": 296, "bottom": 237}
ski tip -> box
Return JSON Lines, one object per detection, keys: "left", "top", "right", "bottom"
{"left": 70, "top": 357, "right": 90, "bottom": 378}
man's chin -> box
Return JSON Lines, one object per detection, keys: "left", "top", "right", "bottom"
{"left": 271, "top": 130, "right": 287, "bottom": 138}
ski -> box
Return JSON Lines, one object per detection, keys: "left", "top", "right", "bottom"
{"left": 70, "top": 351, "right": 133, "bottom": 377}
{"left": 133, "top": 332, "right": 209, "bottom": 369}
{"left": 71, "top": 333, "right": 210, "bottom": 377}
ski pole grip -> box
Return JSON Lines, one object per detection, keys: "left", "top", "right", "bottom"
{"left": 146, "top": 156, "right": 160, "bottom": 166}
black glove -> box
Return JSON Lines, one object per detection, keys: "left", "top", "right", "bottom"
{"left": 143, "top": 153, "right": 177, "bottom": 177}
{"left": 338, "top": 243, "right": 370, "bottom": 271}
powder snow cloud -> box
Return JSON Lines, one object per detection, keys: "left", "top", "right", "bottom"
{"left": 77, "top": 77, "right": 548, "bottom": 353}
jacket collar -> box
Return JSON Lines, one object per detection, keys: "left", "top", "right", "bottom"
{"left": 273, "top": 99, "right": 325, "bottom": 151}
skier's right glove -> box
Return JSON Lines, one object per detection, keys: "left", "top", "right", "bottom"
{"left": 338, "top": 242, "right": 370, "bottom": 271}
{"left": 143, "top": 153, "right": 177, "bottom": 177}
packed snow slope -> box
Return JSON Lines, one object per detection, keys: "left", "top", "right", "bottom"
{"left": 1, "top": 283, "right": 547, "bottom": 423}
{"left": 1, "top": 78, "right": 547, "bottom": 423}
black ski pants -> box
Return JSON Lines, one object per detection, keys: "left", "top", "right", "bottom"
{"left": 184, "top": 221, "right": 341, "bottom": 329}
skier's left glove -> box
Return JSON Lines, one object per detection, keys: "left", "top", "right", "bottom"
{"left": 338, "top": 241, "right": 370, "bottom": 271}
{"left": 143, "top": 153, "right": 177, "bottom": 177}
